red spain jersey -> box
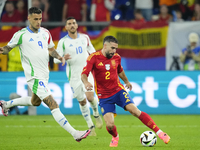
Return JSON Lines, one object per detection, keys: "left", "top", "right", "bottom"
{"left": 82, "top": 51, "right": 124, "bottom": 99}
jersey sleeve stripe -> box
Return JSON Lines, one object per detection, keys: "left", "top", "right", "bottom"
{"left": 47, "top": 31, "right": 51, "bottom": 44}
{"left": 41, "top": 27, "right": 51, "bottom": 44}
{"left": 84, "top": 35, "right": 89, "bottom": 46}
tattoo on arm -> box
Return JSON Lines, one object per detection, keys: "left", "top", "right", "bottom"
{"left": 50, "top": 50, "right": 61, "bottom": 60}
{"left": 43, "top": 95, "right": 59, "bottom": 110}
{"left": 2, "top": 46, "right": 12, "bottom": 54}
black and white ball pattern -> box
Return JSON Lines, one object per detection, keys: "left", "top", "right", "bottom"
{"left": 140, "top": 131, "right": 157, "bottom": 147}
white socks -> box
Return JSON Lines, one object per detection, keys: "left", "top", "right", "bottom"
{"left": 156, "top": 129, "right": 163, "bottom": 135}
{"left": 51, "top": 108, "right": 76, "bottom": 136}
{"left": 79, "top": 104, "right": 94, "bottom": 128}
{"left": 5, "top": 97, "right": 32, "bottom": 109}
{"left": 89, "top": 98, "right": 99, "bottom": 117}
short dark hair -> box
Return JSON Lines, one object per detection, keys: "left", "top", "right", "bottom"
{"left": 66, "top": 16, "right": 76, "bottom": 22}
{"left": 103, "top": 36, "right": 118, "bottom": 44}
{"left": 28, "top": 7, "right": 42, "bottom": 15}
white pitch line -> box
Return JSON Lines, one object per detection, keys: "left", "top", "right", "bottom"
{"left": 4, "top": 125, "right": 199, "bottom": 128}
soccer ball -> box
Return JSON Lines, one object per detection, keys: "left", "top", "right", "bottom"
{"left": 140, "top": 131, "right": 157, "bottom": 147}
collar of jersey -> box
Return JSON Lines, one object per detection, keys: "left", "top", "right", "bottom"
{"left": 26, "top": 26, "right": 40, "bottom": 33}
{"left": 67, "top": 33, "right": 79, "bottom": 39}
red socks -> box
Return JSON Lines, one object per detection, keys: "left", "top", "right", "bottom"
{"left": 138, "top": 111, "right": 160, "bottom": 133}
{"left": 106, "top": 112, "right": 159, "bottom": 137}
{"left": 106, "top": 125, "right": 118, "bottom": 137}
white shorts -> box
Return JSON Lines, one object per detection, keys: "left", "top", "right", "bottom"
{"left": 70, "top": 72, "right": 94, "bottom": 101}
{"left": 27, "top": 78, "right": 51, "bottom": 100}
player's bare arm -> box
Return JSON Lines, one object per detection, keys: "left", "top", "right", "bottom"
{"left": 48, "top": 47, "right": 62, "bottom": 59}
{"left": 0, "top": 46, "right": 12, "bottom": 54}
{"left": 43, "top": 95, "right": 59, "bottom": 110}
{"left": 81, "top": 74, "right": 93, "bottom": 91}
{"left": 48, "top": 47, "right": 65, "bottom": 66}
{"left": 118, "top": 70, "right": 132, "bottom": 90}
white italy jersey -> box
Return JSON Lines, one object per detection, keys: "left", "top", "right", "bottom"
{"left": 8, "top": 26, "right": 55, "bottom": 81}
{"left": 55, "top": 33, "right": 95, "bottom": 81}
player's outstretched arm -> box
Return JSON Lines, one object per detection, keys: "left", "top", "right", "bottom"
{"left": 48, "top": 47, "right": 65, "bottom": 66}
{"left": 0, "top": 46, "right": 12, "bottom": 54}
{"left": 54, "top": 53, "right": 71, "bottom": 64}
{"left": 118, "top": 70, "right": 132, "bottom": 90}
{"left": 81, "top": 74, "right": 93, "bottom": 91}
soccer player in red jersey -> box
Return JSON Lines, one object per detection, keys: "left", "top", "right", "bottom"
{"left": 81, "top": 36, "right": 170, "bottom": 147}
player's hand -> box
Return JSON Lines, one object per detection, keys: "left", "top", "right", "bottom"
{"left": 125, "top": 82, "right": 132, "bottom": 91}
{"left": 64, "top": 53, "right": 71, "bottom": 60}
{"left": 61, "top": 57, "right": 65, "bottom": 66}
{"left": 84, "top": 82, "right": 93, "bottom": 91}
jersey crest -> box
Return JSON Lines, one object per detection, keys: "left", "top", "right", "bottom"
{"left": 111, "top": 59, "right": 116, "bottom": 69}
{"left": 105, "top": 64, "right": 110, "bottom": 70}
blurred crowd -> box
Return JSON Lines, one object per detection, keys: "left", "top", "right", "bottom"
{"left": 1, "top": 0, "right": 200, "bottom": 72}
{"left": 1, "top": 0, "right": 200, "bottom": 24}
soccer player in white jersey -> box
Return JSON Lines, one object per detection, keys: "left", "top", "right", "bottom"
{"left": 0, "top": 7, "right": 91, "bottom": 142}
{"left": 54, "top": 17, "right": 103, "bottom": 136}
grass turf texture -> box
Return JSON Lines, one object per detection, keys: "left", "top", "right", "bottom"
{"left": 0, "top": 115, "right": 199, "bottom": 150}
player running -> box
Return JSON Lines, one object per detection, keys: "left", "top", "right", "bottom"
{"left": 0, "top": 7, "right": 90, "bottom": 142}
{"left": 54, "top": 17, "right": 103, "bottom": 136}
{"left": 81, "top": 35, "right": 170, "bottom": 147}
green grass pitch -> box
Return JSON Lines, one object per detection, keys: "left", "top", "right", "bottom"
{"left": 0, "top": 114, "right": 199, "bottom": 150}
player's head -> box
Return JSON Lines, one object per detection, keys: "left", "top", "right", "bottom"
{"left": 65, "top": 17, "right": 78, "bottom": 34}
{"left": 28, "top": 7, "right": 42, "bottom": 32}
{"left": 103, "top": 36, "right": 118, "bottom": 59}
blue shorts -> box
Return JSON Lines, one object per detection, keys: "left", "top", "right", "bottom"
{"left": 99, "top": 89, "right": 134, "bottom": 116}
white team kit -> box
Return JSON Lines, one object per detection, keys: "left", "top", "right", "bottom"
{"left": 55, "top": 33, "right": 96, "bottom": 101}
{"left": 7, "top": 26, "right": 54, "bottom": 100}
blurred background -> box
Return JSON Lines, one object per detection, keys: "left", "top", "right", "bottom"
{"left": 0, "top": 0, "right": 200, "bottom": 115}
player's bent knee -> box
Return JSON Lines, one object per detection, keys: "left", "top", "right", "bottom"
{"left": 85, "top": 91, "right": 94, "bottom": 102}
{"left": 32, "top": 101, "right": 41, "bottom": 106}
{"left": 79, "top": 99, "right": 87, "bottom": 106}
{"left": 33, "top": 103, "right": 41, "bottom": 106}
{"left": 106, "top": 124, "right": 115, "bottom": 130}
{"left": 105, "top": 120, "right": 114, "bottom": 129}
{"left": 86, "top": 96, "right": 94, "bottom": 102}
{"left": 31, "top": 93, "right": 42, "bottom": 106}
{"left": 31, "top": 98, "right": 42, "bottom": 106}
